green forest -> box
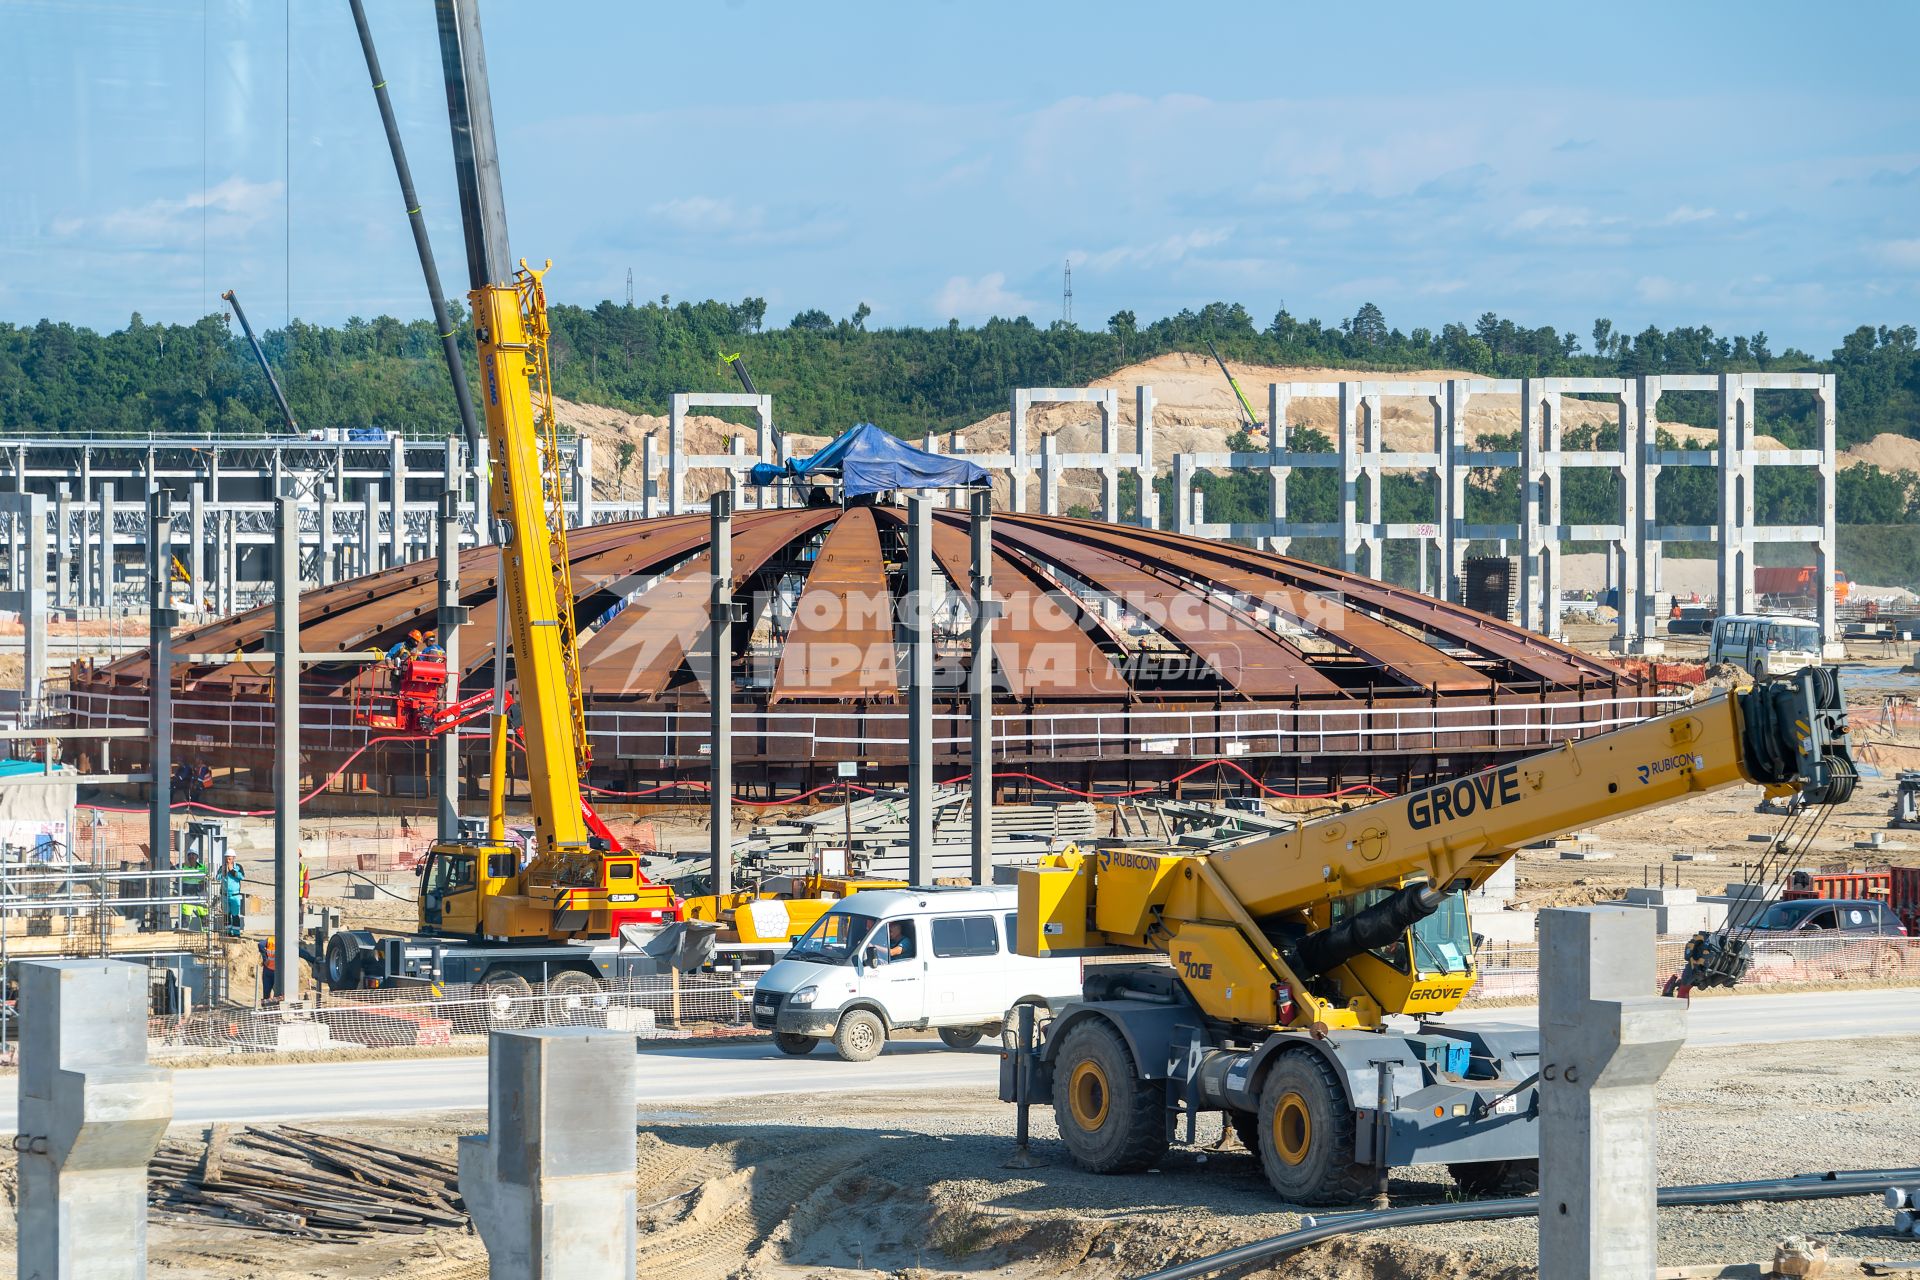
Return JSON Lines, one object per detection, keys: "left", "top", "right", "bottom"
{"left": 3, "top": 298, "right": 1918, "bottom": 555}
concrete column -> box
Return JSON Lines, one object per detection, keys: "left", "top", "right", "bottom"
{"left": 1135, "top": 386, "right": 1157, "bottom": 529}
{"left": 389, "top": 437, "right": 408, "bottom": 568}
{"left": 272, "top": 496, "right": 301, "bottom": 1002}
{"left": 458, "top": 1028, "right": 638, "bottom": 1280}
{"left": 1443, "top": 379, "right": 1466, "bottom": 606}
{"left": 1635, "top": 377, "right": 1666, "bottom": 650}
{"left": 188, "top": 484, "right": 206, "bottom": 610}
{"left": 362, "top": 482, "right": 380, "bottom": 576}
{"left": 1537, "top": 907, "right": 1687, "bottom": 1278}
{"left": 668, "top": 393, "right": 687, "bottom": 515}
{"left": 1613, "top": 386, "right": 1642, "bottom": 653}
{"left": 1428, "top": 392, "right": 1449, "bottom": 592}
{"left": 1541, "top": 384, "right": 1564, "bottom": 637}
{"left": 318, "top": 492, "right": 336, "bottom": 586}
{"left": 98, "top": 481, "right": 116, "bottom": 610}
{"left": 708, "top": 491, "right": 733, "bottom": 895}
{"left": 54, "top": 485, "right": 72, "bottom": 610}
{"left": 1267, "top": 384, "right": 1292, "bottom": 556}
{"left": 1361, "top": 390, "right": 1383, "bottom": 579}
{"left": 907, "top": 494, "right": 935, "bottom": 884}
{"left": 1099, "top": 397, "right": 1120, "bottom": 522}
{"left": 438, "top": 493, "right": 466, "bottom": 843}
{"left": 573, "top": 437, "right": 592, "bottom": 529}
{"left": 220, "top": 512, "right": 237, "bottom": 616}
{"left": 1337, "top": 383, "right": 1361, "bottom": 573}
{"left": 1039, "top": 433, "right": 1060, "bottom": 516}
{"left": 1716, "top": 374, "right": 1755, "bottom": 617}
{"left": 1519, "top": 378, "right": 1547, "bottom": 634}
{"left": 1008, "top": 390, "right": 1031, "bottom": 514}
{"left": 16, "top": 960, "right": 172, "bottom": 1280}
{"left": 969, "top": 491, "right": 995, "bottom": 886}
{"left": 79, "top": 493, "right": 94, "bottom": 618}
{"left": 1815, "top": 375, "right": 1838, "bottom": 643}
{"left": 148, "top": 493, "right": 177, "bottom": 924}
{"left": 1171, "top": 453, "right": 1193, "bottom": 536}
{"left": 0, "top": 494, "right": 50, "bottom": 718}
{"left": 641, "top": 436, "right": 659, "bottom": 520}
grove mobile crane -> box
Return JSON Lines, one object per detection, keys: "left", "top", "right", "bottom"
{"left": 1008, "top": 666, "right": 1855, "bottom": 1204}
{"left": 314, "top": 1, "right": 675, "bottom": 1012}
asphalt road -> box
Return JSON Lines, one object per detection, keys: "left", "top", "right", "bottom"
{"left": 1, "top": 988, "right": 1913, "bottom": 1132}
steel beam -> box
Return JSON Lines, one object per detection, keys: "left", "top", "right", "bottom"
{"left": 148, "top": 491, "right": 177, "bottom": 928}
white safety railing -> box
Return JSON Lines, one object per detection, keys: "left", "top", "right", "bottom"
{"left": 67, "top": 687, "right": 1681, "bottom": 766}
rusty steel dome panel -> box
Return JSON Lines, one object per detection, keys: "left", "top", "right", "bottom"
{"left": 70, "top": 508, "right": 1653, "bottom": 798}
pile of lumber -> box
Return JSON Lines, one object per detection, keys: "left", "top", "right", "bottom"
{"left": 745, "top": 786, "right": 1098, "bottom": 878}
{"left": 148, "top": 1123, "right": 467, "bottom": 1240}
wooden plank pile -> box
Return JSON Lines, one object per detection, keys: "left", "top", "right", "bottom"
{"left": 745, "top": 786, "right": 1098, "bottom": 879}
{"left": 148, "top": 1123, "right": 468, "bottom": 1240}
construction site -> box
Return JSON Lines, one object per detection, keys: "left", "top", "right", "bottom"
{"left": 8, "top": 5, "right": 1920, "bottom": 1280}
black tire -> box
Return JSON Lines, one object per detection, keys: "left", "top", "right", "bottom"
{"left": 832, "top": 1009, "right": 886, "bottom": 1062}
{"left": 773, "top": 1032, "right": 819, "bottom": 1056}
{"left": 1049, "top": 1018, "right": 1168, "bottom": 1174}
{"left": 323, "top": 933, "right": 363, "bottom": 990}
{"left": 1448, "top": 1159, "right": 1540, "bottom": 1197}
{"left": 938, "top": 1027, "right": 985, "bottom": 1050}
{"left": 478, "top": 971, "right": 534, "bottom": 1031}
{"left": 543, "top": 970, "right": 606, "bottom": 1026}
{"left": 1873, "top": 945, "right": 1904, "bottom": 979}
{"left": 1256, "top": 1051, "right": 1376, "bottom": 1205}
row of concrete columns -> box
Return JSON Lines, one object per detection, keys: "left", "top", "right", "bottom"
{"left": 11, "top": 909, "right": 1681, "bottom": 1279}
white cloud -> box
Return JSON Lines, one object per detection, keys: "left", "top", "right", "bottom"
{"left": 49, "top": 176, "right": 282, "bottom": 243}
{"left": 1880, "top": 239, "right": 1920, "bottom": 270}
{"left": 1075, "top": 228, "right": 1230, "bottom": 273}
{"left": 931, "top": 272, "right": 1039, "bottom": 321}
{"left": 1507, "top": 205, "right": 1596, "bottom": 234}
{"left": 650, "top": 195, "right": 761, "bottom": 234}
{"left": 1636, "top": 275, "right": 1681, "bottom": 303}
{"left": 1661, "top": 204, "right": 1717, "bottom": 225}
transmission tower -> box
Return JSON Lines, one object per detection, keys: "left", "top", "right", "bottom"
{"left": 626, "top": 268, "right": 634, "bottom": 307}
{"left": 1062, "top": 258, "right": 1073, "bottom": 326}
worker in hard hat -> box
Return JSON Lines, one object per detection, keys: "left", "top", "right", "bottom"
{"left": 179, "top": 849, "right": 209, "bottom": 926}
{"left": 219, "top": 851, "right": 246, "bottom": 937}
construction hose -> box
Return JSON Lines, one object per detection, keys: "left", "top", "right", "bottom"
{"left": 1129, "top": 1166, "right": 1920, "bottom": 1280}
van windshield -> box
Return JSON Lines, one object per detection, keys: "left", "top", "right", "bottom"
{"left": 787, "top": 910, "right": 879, "bottom": 964}
{"left": 1764, "top": 623, "right": 1819, "bottom": 652}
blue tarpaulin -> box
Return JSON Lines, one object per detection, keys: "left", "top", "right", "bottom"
{"left": 754, "top": 423, "right": 989, "bottom": 499}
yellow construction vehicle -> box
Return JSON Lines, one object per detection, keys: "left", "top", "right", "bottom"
{"left": 1010, "top": 666, "right": 1855, "bottom": 1203}
{"left": 679, "top": 870, "right": 907, "bottom": 951}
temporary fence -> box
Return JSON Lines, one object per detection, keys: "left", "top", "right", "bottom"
{"left": 1467, "top": 934, "right": 1920, "bottom": 1002}
{"left": 148, "top": 969, "right": 761, "bottom": 1054}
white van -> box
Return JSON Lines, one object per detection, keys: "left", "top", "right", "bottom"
{"left": 1709, "top": 614, "right": 1821, "bottom": 678}
{"left": 750, "top": 885, "right": 1082, "bottom": 1062}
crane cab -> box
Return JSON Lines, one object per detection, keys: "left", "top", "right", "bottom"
{"left": 1319, "top": 883, "right": 1478, "bottom": 1020}
{"left": 417, "top": 839, "right": 677, "bottom": 942}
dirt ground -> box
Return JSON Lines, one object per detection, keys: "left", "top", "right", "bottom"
{"left": 5, "top": 1031, "right": 1908, "bottom": 1280}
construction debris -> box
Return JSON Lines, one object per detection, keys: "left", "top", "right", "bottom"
{"left": 147, "top": 1124, "right": 466, "bottom": 1240}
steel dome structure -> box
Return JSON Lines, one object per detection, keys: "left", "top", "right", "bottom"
{"left": 71, "top": 507, "right": 1655, "bottom": 800}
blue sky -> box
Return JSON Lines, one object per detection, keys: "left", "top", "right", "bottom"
{"left": 6, "top": 1, "right": 1918, "bottom": 355}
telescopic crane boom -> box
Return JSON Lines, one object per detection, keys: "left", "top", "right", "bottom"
{"left": 221, "top": 289, "right": 299, "bottom": 436}
{"left": 1011, "top": 667, "right": 1854, "bottom": 1203}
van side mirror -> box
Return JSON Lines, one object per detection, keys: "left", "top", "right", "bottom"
{"left": 863, "top": 945, "right": 885, "bottom": 969}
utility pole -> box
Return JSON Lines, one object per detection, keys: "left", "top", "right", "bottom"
{"left": 709, "top": 491, "right": 735, "bottom": 895}
{"left": 436, "top": 493, "right": 466, "bottom": 841}
{"left": 148, "top": 492, "right": 177, "bottom": 927}
{"left": 271, "top": 494, "right": 300, "bottom": 1002}
{"left": 969, "top": 490, "right": 996, "bottom": 885}
{"left": 907, "top": 494, "right": 935, "bottom": 885}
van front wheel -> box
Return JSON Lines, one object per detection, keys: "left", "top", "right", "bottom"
{"left": 832, "top": 1009, "right": 886, "bottom": 1062}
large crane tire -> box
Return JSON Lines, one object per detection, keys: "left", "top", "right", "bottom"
{"left": 1050, "top": 1018, "right": 1168, "bottom": 1174}
{"left": 1256, "top": 1051, "right": 1377, "bottom": 1205}
{"left": 477, "top": 971, "right": 535, "bottom": 1031}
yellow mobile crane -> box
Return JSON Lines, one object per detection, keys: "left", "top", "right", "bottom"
{"left": 1010, "top": 666, "right": 1855, "bottom": 1203}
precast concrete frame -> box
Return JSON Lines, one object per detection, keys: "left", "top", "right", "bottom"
{"left": 1164, "top": 372, "right": 1838, "bottom": 647}
{"left": 665, "top": 391, "right": 778, "bottom": 516}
